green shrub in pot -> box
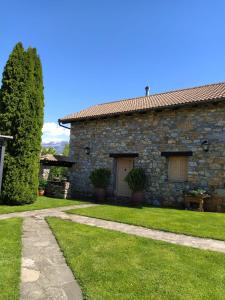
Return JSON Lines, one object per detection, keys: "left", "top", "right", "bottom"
{"left": 89, "top": 168, "right": 111, "bottom": 201}
{"left": 125, "top": 168, "right": 146, "bottom": 192}
{"left": 38, "top": 178, "right": 48, "bottom": 196}
{"left": 125, "top": 168, "right": 147, "bottom": 205}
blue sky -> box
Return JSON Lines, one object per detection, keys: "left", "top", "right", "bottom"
{"left": 1, "top": 0, "right": 225, "bottom": 142}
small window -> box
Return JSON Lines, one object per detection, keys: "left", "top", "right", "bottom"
{"left": 168, "top": 156, "right": 188, "bottom": 182}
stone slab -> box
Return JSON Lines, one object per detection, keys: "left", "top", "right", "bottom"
{"left": 64, "top": 213, "right": 225, "bottom": 254}
{"left": 0, "top": 203, "right": 97, "bottom": 220}
{"left": 20, "top": 217, "right": 83, "bottom": 300}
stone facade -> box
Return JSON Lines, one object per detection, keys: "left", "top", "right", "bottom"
{"left": 45, "top": 180, "right": 71, "bottom": 199}
{"left": 39, "top": 165, "right": 51, "bottom": 180}
{"left": 68, "top": 102, "right": 225, "bottom": 206}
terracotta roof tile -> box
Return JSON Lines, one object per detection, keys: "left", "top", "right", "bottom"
{"left": 59, "top": 82, "right": 225, "bottom": 123}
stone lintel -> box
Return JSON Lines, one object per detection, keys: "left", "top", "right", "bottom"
{"left": 109, "top": 153, "right": 139, "bottom": 158}
{"left": 161, "top": 151, "right": 193, "bottom": 157}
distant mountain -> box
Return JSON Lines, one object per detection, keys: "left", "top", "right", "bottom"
{"left": 42, "top": 141, "right": 68, "bottom": 154}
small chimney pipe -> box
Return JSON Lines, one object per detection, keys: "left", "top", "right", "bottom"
{"left": 145, "top": 86, "right": 150, "bottom": 96}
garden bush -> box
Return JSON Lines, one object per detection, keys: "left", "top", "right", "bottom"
{"left": 89, "top": 168, "right": 111, "bottom": 188}
{"left": 125, "top": 168, "right": 147, "bottom": 192}
{"left": 0, "top": 43, "right": 44, "bottom": 204}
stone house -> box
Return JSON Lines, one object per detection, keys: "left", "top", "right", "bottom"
{"left": 59, "top": 82, "right": 225, "bottom": 206}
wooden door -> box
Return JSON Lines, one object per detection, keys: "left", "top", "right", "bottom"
{"left": 116, "top": 158, "right": 133, "bottom": 197}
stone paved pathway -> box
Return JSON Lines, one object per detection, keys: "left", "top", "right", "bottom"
{"left": 0, "top": 203, "right": 97, "bottom": 220}
{"left": 1, "top": 202, "right": 225, "bottom": 299}
{"left": 21, "top": 216, "right": 83, "bottom": 300}
{"left": 1, "top": 203, "right": 225, "bottom": 253}
{"left": 61, "top": 213, "right": 225, "bottom": 254}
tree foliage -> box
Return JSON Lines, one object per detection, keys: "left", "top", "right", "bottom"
{"left": 0, "top": 42, "right": 44, "bottom": 204}
{"left": 41, "top": 143, "right": 70, "bottom": 180}
{"left": 62, "top": 143, "right": 69, "bottom": 156}
{"left": 41, "top": 147, "right": 56, "bottom": 155}
{"left": 49, "top": 143, "right": 70, "bottom": 180}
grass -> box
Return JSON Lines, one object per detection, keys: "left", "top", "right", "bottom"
{"left": 0, "top": 196, "right": 87, "bottom": 214}
{"left": 68, "top": 204, "right": 225, "bottom": 241}
{"left": 48, "top": 217, "right": 225, "bottom": 300}
{"left": 0, "top": 218, "right": 22, "bottom": 300}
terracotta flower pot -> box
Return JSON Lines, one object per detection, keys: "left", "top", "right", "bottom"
{"left": 131, "top": 191, "right": 144, "bottom": 206}
{"left": 94, "top": 188, "right": 106, "bottom": 202}
{"left": 38, "top": 189, "right": 45, "bottom": 196}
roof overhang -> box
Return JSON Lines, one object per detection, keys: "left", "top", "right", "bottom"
{"left": 59, "top": 97, "right": 225, "bottom": 124}
{"left": 0, "top": 135, "right": 13, "bottom": 146}
{"left": 40, "top": 154, "right": 75, "bottom": 167}
{"left": 40, "top": 160, "right": 74, "bottom": 167}
{"left": 0, "top": 135, "right": 13, "bottom": 140}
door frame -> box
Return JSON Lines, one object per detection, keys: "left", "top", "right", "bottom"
{"left": 109, "top": 153, "right": 139, "bottom": 198}
{"left": 115, "top": 157, "right": 134, "bottom": 197}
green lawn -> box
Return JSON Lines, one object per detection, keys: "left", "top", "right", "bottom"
{"left": 68, "top": 205, "right": 225, "bottom": 241}
{"left": 0, "top": 196, "right": 86, "bottom": 214}
{"left": 0, "top": 218, "right": 22, "bottom": 300}
{"left": 48, "top": 217, "right": 225, "bottom": 300}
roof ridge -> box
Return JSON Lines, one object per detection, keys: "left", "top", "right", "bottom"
{"left": 96, "top": 81, "right": 225, "bottom": 107}
{"left": 59, "top": 81, "right": 225, "bottom": 123}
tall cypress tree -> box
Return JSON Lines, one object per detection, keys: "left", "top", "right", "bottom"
{"left": 0, "top": 42, "right": 44, "bottom": 204}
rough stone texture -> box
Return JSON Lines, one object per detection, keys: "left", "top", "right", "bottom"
{"left": 69, "top": 103, "right": 225, "bottom": 206}
{"left": 46, "top": 180, "right": 71, "bottom": 199}
{"left": 20, "top": 217, "right": 83, "bottom": 300}
{"left": 39, "top": 165, "right": 51, "bottom": 180}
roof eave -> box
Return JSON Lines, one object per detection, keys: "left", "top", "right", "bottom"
{"left": 59, "top": 97, "right": 225, "bottom": 124}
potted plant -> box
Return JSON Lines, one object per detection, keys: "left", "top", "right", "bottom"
{"left": 125, "top": 168, "right": 147, "bottom": 206}
{"left": 89, "top": 168, "right": 111, "bottom": 202}
{"left": 38, "top": 178, "right": 48, "bottom": 196}
{"left": 184, "top": 188, "right": 210, "bottom": 211}
{"left": 186, "top": 189, "right": 208, "bottom": 197}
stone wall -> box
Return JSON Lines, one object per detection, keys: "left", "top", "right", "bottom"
{"left": 68, "top": 102, "right": 225, "bottom": 206}
{"left": 45, "top": 181, "right": 70, "bottom": 199}
{"left": 39, "top": 165, "right": 51, "bottom": 180}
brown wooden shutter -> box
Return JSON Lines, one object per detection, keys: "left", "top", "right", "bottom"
{"left": 168, "top": 156, "right": 188, "bottom": 182}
